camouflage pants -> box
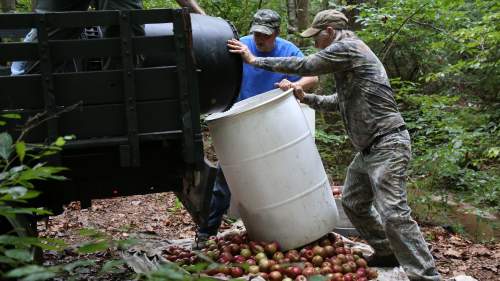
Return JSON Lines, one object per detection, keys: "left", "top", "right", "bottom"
{"left": 341, "top": 130, "right": 441, "bottom": 281}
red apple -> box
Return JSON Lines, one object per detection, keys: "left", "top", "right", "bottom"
{"left": 248, "top": 265, "right": 260, "bottom": 274}
{"left": 312, "top": 255, "right": 324, "bottom": 266}
{"left": 230, "top": 267, "right": 244, "bottom": 278}
{"left": 286, "top": 266, "right": 302, "bottom": 279}
{"left": 240, "top": 248, "right": 252, "bottom": 258}
{"left": 343, "top": 273, "right": 354, "bottom": 281}
{"left": 356, "top": 258, "right": 368, "bottom": 268}
{"left": 269, "top": 270, "right": 283, "bottom": 281}
{"left": 301, "top": 267, "right": 316, "bottom": 277}
{"left": 273, "top": 251, "right": 285, "bottom": 261}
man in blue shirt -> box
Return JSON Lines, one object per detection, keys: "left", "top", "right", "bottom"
{"left": 194, "top": 9, "right": 318, "bottom": 248}
{"left": 238, "top": 9, "right": 318, "bottom": 101}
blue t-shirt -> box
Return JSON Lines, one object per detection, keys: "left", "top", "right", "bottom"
{"left": 238, "top": 35, "right": 303, "bottom": 101}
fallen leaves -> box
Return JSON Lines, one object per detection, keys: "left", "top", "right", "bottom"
{"left": 468, "top": 245, "right": 491, "bottom": 257}
{"left": 424, "top": 226, "right": 499, "bottom": 280}
{"left": 38, "top": 192, "right": 197, "bottom": 243}
{"left": 444, "top": 248, "right": 463, "bottom": 258}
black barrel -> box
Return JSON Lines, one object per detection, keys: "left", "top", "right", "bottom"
{"left": 145, "top": 14, "right": 242, "bottom": 114}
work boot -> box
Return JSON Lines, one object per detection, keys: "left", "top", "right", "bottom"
{"left": 192, "top": 232, "right": 210, "bottom": 250}
{"left": 366, "top": 253, "right": 400, "bottom": 267}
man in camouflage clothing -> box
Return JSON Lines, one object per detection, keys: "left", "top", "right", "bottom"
{"left": 228, "top": 9, "right": 441, "bottom": 281}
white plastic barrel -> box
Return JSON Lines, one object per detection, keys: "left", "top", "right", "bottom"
{"left": 206, "top": 89, "right": 338, "bottom": 250}
{"left": 228, "top": 102, "right": 316, "bottom": 219}
{"left": 300, "top": 103, "right": 315, "bottom": 140}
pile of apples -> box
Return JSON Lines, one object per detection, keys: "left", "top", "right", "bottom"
{"left": 164, "top": 232, "right": 378, "bottom": 280}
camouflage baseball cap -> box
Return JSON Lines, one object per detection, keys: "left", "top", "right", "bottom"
{"left": 301, "top": 10, "right": 349, "bottom": 38}
{"left": 250, "top": 9, "right": 281, "bottom": 35}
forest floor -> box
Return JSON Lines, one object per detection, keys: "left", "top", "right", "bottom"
{"left": 37, "top": 192, "right": 499, "bottom": 280}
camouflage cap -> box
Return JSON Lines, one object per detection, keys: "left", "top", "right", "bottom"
{"left": 250, "top": 9, "right": 281, "bottom": 35}
{"left": 301, "top": 9, "right": 349, "bottom": 38}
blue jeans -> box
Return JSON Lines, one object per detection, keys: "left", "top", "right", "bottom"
{"left": 10, "top": 29, "right": 38, "bottom": 76}
{"left": 198, "top": 165, "right": 231, "bottom": 236}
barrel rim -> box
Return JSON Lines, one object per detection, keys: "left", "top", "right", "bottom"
{"left": 205, "top": 88, "right": 293, "bottom": 122}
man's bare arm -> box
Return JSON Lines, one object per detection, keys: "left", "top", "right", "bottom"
{"left": 294, "top": 76, "right": 318, "bottom": 92}
{"left": 175, "top": 0, "right": 206, "bottom": 15}
{"left": 275, "top": 76, "right": 318, "bottom": 93}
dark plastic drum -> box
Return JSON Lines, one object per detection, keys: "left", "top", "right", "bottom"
{"left": 145, "top": 14, "right": 242, "bottom": 114}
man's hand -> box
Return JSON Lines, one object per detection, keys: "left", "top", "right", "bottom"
{"left": 275, "top": 79, "right": 305, "bottom": 101}
{"left": 227, "top": 39, "right": 256, "bottom": 64}
{"left": 292, "top": 84, "right": 305, "bottom": 101}
{"left": 275, "top": 79, "right": 294, "bottom": 91}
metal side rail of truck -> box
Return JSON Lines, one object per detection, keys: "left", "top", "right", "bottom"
{"left": 0, "top": 8, "right": 241, "bottom": 237}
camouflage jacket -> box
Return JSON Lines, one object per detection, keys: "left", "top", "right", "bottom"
{"left": 253, "top": 35, "right": 405, "bottom": 151}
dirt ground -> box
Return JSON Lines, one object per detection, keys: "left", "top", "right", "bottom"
{"left": 38, "top": 192, "right": 499, "bottom": 280}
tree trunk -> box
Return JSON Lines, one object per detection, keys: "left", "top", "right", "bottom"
{"left": 345, "top": 0, "right": 368, "bottom": 30}
{"left": 327, "top": 0, "right": 369, "bottom": 30}
{"left": 287, "top": 0, "right": 298, "bottom": 34}
{"left": 296, "top": 0, "right": 309, "bottom": 31}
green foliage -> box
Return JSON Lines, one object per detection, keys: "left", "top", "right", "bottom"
{"left": 389, "top": 77, "right": 499, "bottom": 210}
{"left": 356, "top": 0, "right": 499, "bottom": 101}
{"left": 101, "top": 259, "right": 127, "bottom": 274}
{"left": 142, "top": 0, "right": 178, "bottom": 9}
{"left": 168, "top": 197, "right": 184, "bottom": 213}
{"left": 0, "top": 121, "right": 134, "bottom": 279}
{"left": 13, "top": 0, "right": 32, "bottom": 12}
{"left": 196, "top": 0, "right": 286, "bottom": 36}
{"left": 5, "top": 265, "right": 58, "bottom": 281}
{"left": 0, "top": 116, "right": 72, "bottom": 278}
{"left": 0, "top": 129, "right": 67, "bottom": 218}
{"left": 142, "top": 262, "right": 221, "bottom": 281}
{"left": 144, "top": 0, "right": 303, "bottom": 39}
{"left": 315, "top": 112, "right": 353, "bottom": 182}
{"left": 0, "top": 138, "right": 65, "bottom": 278}
{"left": 74, "top": 227, "right": 138, "bottom": 254}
